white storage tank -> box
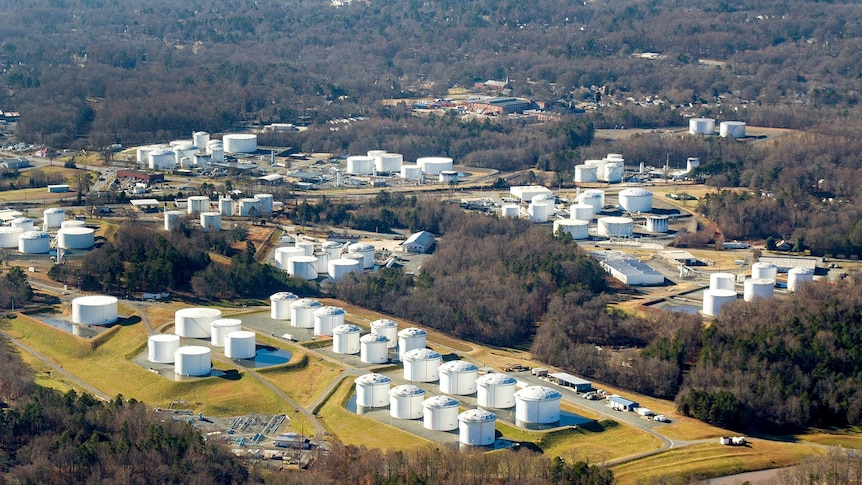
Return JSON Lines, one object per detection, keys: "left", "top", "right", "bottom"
{"left": 174, "top": 346, "right": 211, "bottom": 376}
{"left": 149, "top": 149, "right": 176, "bottom": 170}
{"left": 43, "top": 208, "right": 66, "bottom": 229}
{"left": 200, "top": 212, "right": 222, "bottom": 231}
{"left": 290, "top": 299, "right": 321, "bottom": 328}
{"left": 423, "top": 395, "right": 460, "bottom": 431}
{"left": 313, "top": 306, "right": 345, "bottom": 337}
{"left": 720, "top": 121, "right": 746, "bottom": 138}
{"left": 553, "top": 219, "right": 590, "bottom": 240}
{"left": 238, "top": 198, "right": 262, "bottom": 217}
{"left": 355, "top": 373, "right": 391, "bottom": 408}
{"left": 288, "top": 256, "right": 319, "bottom": 280}
{"left": 11, "top": 217, "right": 35, "bottom": 232}
{"left": 148, "top": 334, "right": 180, "bottom": 364}
{"left": 398, "top": 327, "right": 427, "bottom": 360}
{"left": 0, "top": 227, "right": 22, "bottom": 248}
{"left": 347, "top": 242, "right": 375, "bottom": 269}
{"left": 751, "top": 262, "right": 778, "bottom": 281}
{"left": 515, "top": 386, "right": 562, "bottom": 426}
{"left": 187, "top": 196, "right": 210, "bottom": 215}
{"left": 314, "top": 251, "right": 329, "bottom": 275}
{"left": 174, "top": 307, "right": 222, "bottom": 338}
{"left": 439, "top": 360, "right": 478, "bottom": 395}
{"left": 218, "top": 197, "right": 233, "bottom": 216}
{"left": 689, "top": 117, "right": 716, "bottom": 135}
{"left": 164, "top": 210, "right": 185, "bottom": 231}
{"left": 501, "top": 204, "right": 520, "bottom": 218}
{"left": 602, "top": 161, "right": 624, "bottom": 183}
{"left": 346, "top": 155, "right": 375, "bottom": 175}
{"left": 255, "top": 194, "right": 274, "bottom": 214}
{"left": 296, "top": 240, "right": 316, "bottom": 257}
{"left": 360, "top": 333, "right": 390, "bottom": 363}
{"left": 225, "top": 330, "right": 256, "bottom": 359}
{"left": 528, "top": 197, "right": 553, "bottom": 223}
{"left": 57, "top": 227, "right": 95, "bottom": 250}
{"left": 417, "top": 157, "right": 454, "bottom": 175}
{"left": 619, "top": 188, "right": 653, "bottom": 213}
{"left": 710, "top": 273, "right": 736, "bottom": 291}
{"left": 322, "top": 241, "right": 344, "bottom": 260}
{"left": 374, "top": 153, "right": 403, "bottom": 173}
{"left": 72, "top": 295, "right": 118, "bottom": 326}
{"left": 439, "top": 171, "right": 459, "bottom": 184}
{"left": 223, "top": 133, "right": 257, "bottom": 153}
{"left": 174, "top": 144, "right": 199, "bottom": 166}
{"left": 275, "top": 246, "right": 306, "bottom": 270}
{"left": 400, "top": 164, "right": 422, "bottom": 180}
{"left": 328, "top": 258, "right": 361, "bottom": 281}
{"left": 570, "top": 203, "right": 594, "bottom": 221}
{"left": 646, "top": 215, "right": 669, "bottom": 233}
{"left": 476, "top": 373, "right": 517, "bottom": 408}
{"left": 703, "top": 289, "right": 737, "bottom": 317}
{"left": 371, "top": 319, "right": 399, "bottom": 348}
{"left": 597, "top": 217, "right": 634, "bottom": 237}
{"left": 61, "top": 220, "right": 86, "bottom": 229}
{"left": 578, "top": 190, "right": 604, "bottom": 214}
{"left": 389, "top": 385, "right": 425, "bottom": 420}
{"left": 193, "top": 131, "right": 210, "bottom": 148}
{"left": 210, "top": 318, "right": 243, "bottom": 347}
{"left": 207, "top": 141, "right": 225, "bottom": 163}
{"left": 18, "top": 231, "right": 51, "bottom": 254}
{"left": 574, "top": 165, "right": 598, "bottom": 183}
{"left": 788, "top": 267, "right": 814, "bottom": 292}
{"left": 458, "top": 409, "right": 497, "bottom": 446}
{"left": 744, "top": 278, "right": 775, "bottom": 302}
{"left": 403, "top": 348, "right": 442, "bottom": 382}
{"left": 270, "top": 292, "right": 298, "bottom": 320}
{"left": 332, "top": 324, "right": 361, "bottom": 354}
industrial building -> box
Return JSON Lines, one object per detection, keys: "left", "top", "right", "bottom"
{"left": 466, "top": 97, "right": 533, "bottom": 115}
{"left": 1, "top": 157, "right": 30, "bottom": 169}
{"left": 757, "top": 256, "right": 818, "bottom": 272}
{"left": 608, "top": 396, "right": 639, "bottom": 412}
{"left": 597, "top": 254, "right": 665, "bottom": 286}
{"left": 547, "top": 372, "right": 593, "bottom": 393}
{"left": 509, "top": 185, "right": 552, "bottom": 202}
{"left": 257, "top": 173, "right": 284, "bottom": 186}
{"left": 402, "top": 231, "right": 436, "bottom": 254}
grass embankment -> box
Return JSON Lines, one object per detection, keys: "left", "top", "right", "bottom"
{"left": 256, "top": 351, "right": 344, "bottom": 408}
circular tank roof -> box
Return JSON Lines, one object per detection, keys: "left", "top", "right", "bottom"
{"left": 459, "top": 408, "right": 497, "bottom": 423}
{"left": 227, "top": 330, "right": 255, "bottom": 339}
{"left": 477, "top": 373, "right": 517, "bottom": 386}
{"left": 177, "top": 345, "right": 210, "bottom": 356}
{"left": 73, "top": 295, "right": 118, "bottom": 306}
{"left": 515, "top": 386, "right": 562, "bottom": 401}
{"left": 292, "top": 298, "right": 321, "bottom": 308}
{"left": 355, "top": 373, "right": 391, "bottom": 385}
{"left": 44, "top": 207, "right": 65, "bottom": 214}
{"left": 423, "top": 395, "right": 459, "bottom": 409}
{"left": 398, "top": 327, "right": 426, "bottom": 338}
{"left": 19, "top": 231, "right": 50, "bottom": 239}
{"left": 314, "top": 306, "right": 345, "bottom": 316}
{"left": 212, "top": 318, "right": 242, "bottom": 328}
{"left": 789, "top": 267, "right": 813, "bottom": 275}
{"left": 58, "top": 227, "right": 94, "bottom": 235}
{"left": 348, "top": 242, "right": 375, "bottom": 252}
{"left": 440, "top": 360, "right": 478, "bottom": 373}
{"left": 404, "top": 348, "right": 441, "bottom": 361}
{"left": 371, "top": 319, "right": 398, "bottom": 328}
{"left": 150, "top": 334, "right": 180, "bottom": 343}
{"left": 707, "top": 289, "right": 738, "bottom": 297}
{"left": 176, "top": 307, "right": 222, "bottom": 318}
{"left": 620, "top": 188, "right": 653, "bottom": 197}
{"left": 333, "top": 324, "right": 360, "bottom": 334}
{"left": 270, "top": 292, "right": 297, "bottom": 301}
{"left": 389, "top": 384, "right": 425, "bottom": 397}
{"left": 361, "top": 333, "right": 389, "bottom": 343}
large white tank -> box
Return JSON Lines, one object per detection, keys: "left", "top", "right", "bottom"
{"left": 720, "top": 121, "right": 746, "bottom": 138}
{"left": 218, "top": 197, "right": 233, "bottom": 216}
{"left": 578, "top": 190, "right": 604, "bottom": 214}
{"left": 553, "top": 219, "right": 589, "bottom": 240}
{"left": 223, "top": 134, "right": 257, "bottom": 153}
{"left": 355, "top": 373, "right": 391, "bottom": 408}
{"left": 187, "top": 196, "right": 210, "bottom": 215}
{"left": 371, "top": 319, "right": 398, "bottom": 348}
{"left": 515, "top": 386, "right": 562, "bottom": 425}
{"left": 149, "top": 149, "right": 176, "bottom": 170}
{"left": 703, "top": 289, "right": 737, "bottom": 317}
{"left": 210, "top": 318, "right": 243, "bottom": 347}
{"left": 72, "top": 295, "right": 118, "bottom": 326}
{"left": 417, "top": 157, "right": 454, "bottom": 175}
{"left": 346, "top": 155, "right": 374, "bottom": 175}
{"left": 61, "top": 220, "right": 86, "bottom": 229}
{"left": 321, "top": 241, "right": 343, "bottom": 260}
{"left": 275, "top": 246, "right": 306, "bottom": 270}
{"left": 570, "top": 203, "right": 594, "bottom": 221}
{"left": 404, "top": 348, "right": 442, "bottom": 382}
{"left": 458, "top": 409, "right": 497, "bottom": 446}
{"left": 528, "top": 198, "right": 552, "bottom": 223}
{"left": 313, "top": 306, "right": 345, "bottom": 337}
{"left": 43, "top": 208, "right": 65, "bottom": 229}
{"left": 173, "top": 144, "right": 199, "bottom": 166}
{"left": 389, "top": 385, "right": 425, "bottom": 420}
{"left": 476, "top": 373, "right": 517, "bottom": 408}
{"left": 148, "top": 334, "right": 180, "bottom": 364}
{"left": 439, "top": 360, "right": 478, "bottom": 395}
{"left": 501, "top": 204, "right": 520, "bottom": 218}
{"left": 174, "top": 307, "right": 222, "bottom": 338}
{"left": 270, "top": 292, "right": 298, "bottom": 320}
{"left": 709, "top": 273, "right": 736, "bottom": 291}
{"left": 164, "top": 210, "right": 185, "bottom": 231}
{"left": 288, "top": 256, "right": 318, "bottom": 280}
{"left": 360, "top": 333, "right": 389, "bottom": 363}
{"left": 332, "top": 324, "right": 361, "bottom": 354}
{"left": 11, "top": 217, "right": 35, "bottom": 232}
{"left": 597, "top": 217, "right": 634, "bottom": 237}
{"left": 689, "top": 117, "right": 716, "bottom": 135}
{"left": 788, "top": 267, "right": 814, "bottom": 292}
{"left": 136, "top": 145, "right": 157, "bottom": 164}
{"left": 751, "top": 262, "right": 778, "bottom": 281}
{"left": 646, "top": 215, "right": 669, "bottom": 233}
{"left": 347, "top": 242, "right": 375, "bottom": 269}
{"left": 18, "top": 231, "right": 51, "bottom": 254}
{"left": 57, "top": 227, "right": 95, "bottom": 249}
{"left": 398, "top": 327, "right": 427, "bottom": 360}
{"left": 193, "top": 131, "right": 210, "bottom": 148}
{"left": 400, "top": 164, "right": 422, "bottom": 179}
{"left": 225, "top": 330, "right": 256, "bottom": 359}
{"left": 574, "top": 165, "right": 598, "bottom": 183}
{"left": 238, "top": 198, "right": 262, "bottom": 217}
{"left": 328, "top": 258, "right": 361, "bottom": 281}
{"left": 255, "top": 194, "right": 274, "bottom": 214}
{"left": 744, "top": 278, "right": 775, "bottom": 302}
{"left": 423, "top": 395, "right": 460, "bottom": 431}
{"left": 619, "top": 188, "right": 653, "bottom": 213}
{"left": 0, "top": 227, "right": 22, "bottom": 248}
{"left": 174, "top": 346, "right": 211, "bottom": 376}
{"left": 374, "top": 153, "right": 403, "bottom": 173}
{"left": 200, "top": 212, "right": 222, "bottom": 231}
{"left": 290, "top": 299, "right": 321, "bottom": 328}
{"left": 602, "top": 161, "right": 624, "bottom": 183}
{"left": 367, "top": 149, "right": 387, "bottom": 159}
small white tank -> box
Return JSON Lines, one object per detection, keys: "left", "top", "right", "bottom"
{"left": 458, "top": 409, "right": 497, "bottom": 446}
{"left": 403, "top": 348, "right": 442, "bottom": 382}
{"left": 347, "top": 242, "right": 375, "bottom": 269}
{"left": 328, "top": 258, "right": 361, "bottom": 281}
{"left": 751, "top": 262, "right": 778, "bottom": 281}
{"left": 389, "top": 385, "right": 425, "bottom": 420}
{"left": 360, "top": 333, "right": 389, "bottom": 363}
{"left": 187, "top": 196, "right": 210, "bottom": 215}
{"left": 287, "top": 256, "right": 318, "bottom": 280}
{"left": 210, "top": 318, "right": 242, "bottom": 347}
{"left": 476, "top": 373, "right": 517, "bottom": 408}
{"left": 164, "top": 210, "right": 185, "bottom": 231}
{"left": 501, "top": 204, "right": 520, "bottom": 218}
{"left": 439, "top": 360, "right": 478, "bottom": 395}
{"left": 43, "top": 208, "right": 66, "bottom": 229}
{"left": 321, "top": 241, "right": 343, "bottom": 260}
{"left": 787, "top": 267, "right": 814, "bottom": 292}
{"left": 200, "top": 211, "right": 222, "bottom": 231}
{"left": 175, "top": 346, "right": 211, "bottom": 376}
{"left": 422, "top": 395, "right": 460, "bottom": 431}
{"left": 11, "top": 217, "right": 35, "bottom": 231}
{"left": 332, "top": 324, "right": 361, "bottom": 354}
{"left": 313, "top": 306, "right": 345, "bottom": 337}
{"left": 315, "top": 251, "right": 330, "bottom": 276}
{"left": 646, "top": 215, "right": 669, "bottom": 233}
{"left": 61, "top": 220, "right": 86, "bottom": 229}
{"left": 703, "top": 289, "right": 737, "bottom": 317}
{"left": 275, "top": 246, "right": 306, "bottom": 270}
{"left": 355, "top": 373, "right": 391, "bottom": 408}
{"left": 290, "top": 299, "right": 321, "bottom": 328}
{"left": 619, "top": 188, "right": 653, "bottom": 213}
{"left": 174, "top": 307, "right": 222, "bottom": 338}
{"left": 710, "top": 273, "right": 736, "bottom": 291}
{"left": 193, "top": 131, "right": 210, "bottom": 148}
{"left": 689, "top": 117, "right": 716, "bottom": 135}
{"left": 57, "top": 227, "right": 95, "bottom": 249}
{"left": 578, "top": 191, "right": 604, "bottom": 214}
{"left": 515, "top": 386, "right": 562, "bottom": 425}
{"left": 255, "top": 194, "right": 274, "bottom": 214}
{"left": 238, "top": 198, "right": 261, "bottom": 217}
{"left": 400, "top": 164, "right": 422, "bottom": 179}
{"left": 570, "top": 203, "right": 594, "bottom": 221}
{"left": 72, "top": 295, "right": 118, "bottom": 326}
{"left": 295, "top": 240, "right": 316, "bottom": 257}
{"left": 347, "top": 155, "right": 375, "bottom": 175}
{"left": 270, "top": 292, "right": 298, "bottom": 320}
{"left": 439, "top": 171, "right": 459, "bottom": 183}
{"left": 374, "top": 153, "right": 403, "bottom": 173}
{"left": 0, "top": 227, "right": 22, "bottom": 248}
{"left": 528, "top": 199, "right": 552, "bottom": 223}
{"left": 553, "top": 219, "right": 589, "bottom": 240}
{"left": 149, "top": 149, "right": 176, "bottom": 170}
{"left": 225, "top": 330, "right": 256, "bottom": 359}
{"left": 218, "top": 197, "right": 233, "bottom": 216}
{"left": 18, "top": 231, "right": 51, "bottom": 254}
{"left": 371, "top": 319, "right": 398, "bottom": 348}
{"left": 602, "top": 162, "right": 624, "bottom": 183}
{"left": 398, "top": 327, "right": 427, "bottom": 360}
{"left": 743, "top": 278, "right": 775, "bottom": 302}
{"left": 720, "top": 121, "right": 746, "bottom": 138}
{"left": 148, "top": 334, "right": 180, "bottom": 364}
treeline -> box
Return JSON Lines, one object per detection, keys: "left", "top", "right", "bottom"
{"left": 0, "top": 266, "right": 33, "bottom": 310}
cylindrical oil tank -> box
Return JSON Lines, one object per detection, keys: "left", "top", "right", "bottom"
{"left": 403, "top": 348, "right": 442, "bottom": 382}
{"left": 200, "top": 212, "right": 222, "bottom": 231}
{"left": 175, "top": 307, "right": 222, "bottom": 338}
{"left": 597, "top": 217, "right": 633, "bottom": 237}
{"left": 218, "top": 197, "right": 233, "bottom": 216}
{"left": 371, "top": 319, "right": 398, "bottom": 348}
{"left": 570, "top": 203, "right": 594, "bottom": 221}
{"left": 193, "top": 131, "right": 210, "bottom": 148}
{"left": 207, "top": 141, "right": 225, "bottom": 163}
{"left": 578, "top": 190, "right": 604, "bottom": 214}
{"left": 290, "top": 299, "right": 321, "bottom": 328}
{"left": 149, "top": 149, "right": 176, "bottom": 170}
{"left": 607, "top": 153, "right": 624, "bottom": 161}
{"left": 574, "top": 165, "right": 598, "bottom": 183}
{"left": 619, "top": 188, "right": 653, "bottom": 213}
{"left": 11, "top": 217, "right": 35, "bottom": 232}
{"left": 389, "top": 385, "right": 425, "bottom": 420}
{"left": 788, "top": 267, "right": 814, "bottom": 292}
{"left": 553, "top": 219, "right": 590, "bottom": 240}
{"left": 360, "top": 333, "right": 389, "bottom": 363}
{"left": 255, "top": 194, "right": 274, "bottom": 214}
{"left": 709, "top": 273, "right": 736, "bottom": 291}
{"left": 528, "top": 199, "right": 552, "bottom": 223}
{"left": 720, "top": 121, "right": 746, "bottom": 138}
{"left": 344, "top": 253, "right": 366, "bottom": 269}
{"left": 225, "top": 330, "right": 256, "bottom": 359}
{"left": 515, "top": 386, "right": 562, "bottom": 425}
{"left": 174, "top": 144, "right": 199, "bottom": 166}
{"left": 57, "top": 227, "right": 95, "bottom": 249}
{"left": 0, "top": 227, "right": 22, "bottom": 248}
{"left": 476, "top": 373, "right": 517, "bottom": 408}
{"left": 374, "top": 153, "right": 403, "bottom": 173}
{"left": 417, "top": 156, "right": 453, "bottom": 175}
{"left": 174, "top": 346, "right": 211, "bottom": 376}
{"left": 328, "top": 258, "right": 361, "bottom": 281}
{"left": 458, "top": 409, "right": 497, "bottom": 446}
{"left": 744, "top": 278, "right": 775, "bottom": 302}
{"left": 223, "top": 134, "right": 257, "bottom": 153}
{"left": 646, "top": 215, "right": 669, "bottom": 233}
{"left": 187, "top": 196, "right": 210, "bottom": 215}
{"left": 210, "top": 318, "right": 242, "bottom": 347}
{"left": 367, "top": 149, "right": 387, "bottom": 159}
{"left": 751, "top": 262, "right": 777, "bottom": 281}
{"left": 439, "top": 171, "right": 459, "bottom": 184}
{"left": 439, "top": 360, "right": 478, "bottom": 395}
{"left": 322, "top": 241, "right": 343, "bottom": 260}
{"left": 689, "top": 117, "right": 716, "bottom": 135}
{"left": 148, "top": 334, "right": 180, "bottom": 364}
{"left": 314, "top": 251, "right": 329, "bottom": 275}
{"left": 164, "top": 210, "right": 185, "bottom": 231}
{"left": 398, "top": 327, "right": 427, "bottom": 360}
{"left": 347, "top": 242, "right": 375, "bottom": 269}
{"left": 72, "top": 295, "right": 118, "bottom": 326}
{"left": 275, "top": 246, "right": 306, "bottom": 270}
{"left": 346, "top": 155, "right": 374, "bottom": 175}
{"left": 296, "top": 240, "right": 316, "bottom": 257}
{"left": 288, "top": 256, "right": 318, "bottom": 280}
{"left": 61, "top": 220, "right": 86, "bottom": 229}
{"left": 703, "top": 289, "right": 737, "bottom": 317}
{"left": 332, "top": 324, "right": 361, "bottom": 354}
{"left": 270, "top": 292, "right": 298, "bottom": 320}
{"left": 18, "top": 231, "right": 51, "bottom": 254}
{"left": 501, "top": 204, "right": 519, "bottom": 218}
{"left": 355, "top": 373, "right": 391, "bottom": 408}
{"left": 602, "top": 162, "right": 624, "bottom": 183}
{"left": 238, "top": 198, "right": 262, "bottom": 217}
{"left": 43, "top": 208, "right": 65, "bottom": 229}
{"left": 423, "top": 395, "right": 460, "bottom": 431}
{"left": 400, "top": 164, "right": 422, "bottom": 179}
{"left": 313, "top": 306, "right": 345, "bottom": 337}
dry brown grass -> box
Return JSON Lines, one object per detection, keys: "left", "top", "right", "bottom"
{"left": 257, "top": 350, "right": 345, "bottom": 407}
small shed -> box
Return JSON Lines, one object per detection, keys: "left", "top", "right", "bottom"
{"left": 402, "top": 231, "right": 436, "bottom": 254}
{"left": 608, "top": 396, "right": 639, "bottom": 412}
{"left": 548, "top": 372, "right": 593, "bottom": 393}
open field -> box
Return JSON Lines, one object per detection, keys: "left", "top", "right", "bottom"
{"left": 256, "top": 351, "right": 345, "bottom": 408}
